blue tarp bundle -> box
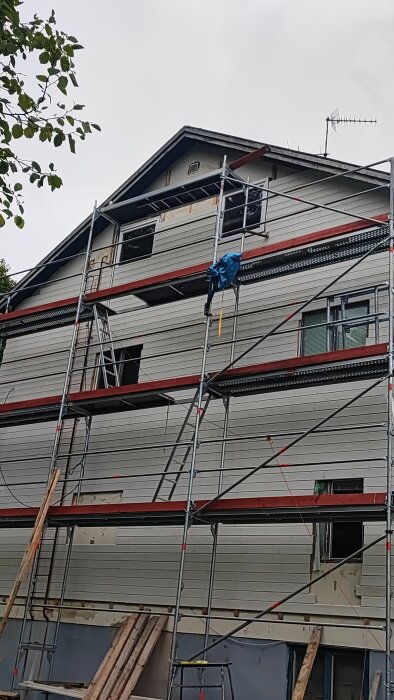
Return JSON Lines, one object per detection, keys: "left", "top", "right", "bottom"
{"left": 204, "top": 252, "right": 242, "bottom": 315}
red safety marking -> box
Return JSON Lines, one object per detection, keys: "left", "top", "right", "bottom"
{"left": 199, "top": 691, "right": 205, "bottom": 700}
{"left": 196, "top": 407, "right": 203, "bottom": 415}
{"left": 279, "top": 447, "right": 287, "bottom": 454}
{"left": 74, "top": 321, "right": 80, "bottom": 328}
{"left": 390, "top": 247, "right": 394, "bottom": 253}
{"left": 389, "top": 383, "right": 393, "bottom": 391}
{"left": 111, "top": 474, "right": 122, "bottom": 478}
{"left": 271, "top": 601, "right": 280, "bottom": 609}
{"left": 278, "top": 463, "right": 289, "bottom": 468}
{"left": 12, "top": 667, "right": 18, "bottom": 677}
{"left": 181, "top": 543, "right": 187, "bottom": 551}
{"left": 387, "top": 541, "right": 392, "bottom": 551}
{"left": 266, "top": 436, "right": 272, "bottom": 443}
{"left": 55, "top": 424, "right": 62, "bottom": 433}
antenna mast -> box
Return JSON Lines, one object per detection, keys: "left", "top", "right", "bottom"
{"left": 324, "top": 108, "right": 377, "bottom": 157}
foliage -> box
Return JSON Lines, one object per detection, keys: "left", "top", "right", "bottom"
{"left": 0, "top": 256, "right": 14, "bottom": 293}
{"left": 0, "top": 0, "right": 99, "bottom": 228}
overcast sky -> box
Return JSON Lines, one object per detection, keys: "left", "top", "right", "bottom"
{"left": 2, "top": 0, "right": 394, "bottom": 275}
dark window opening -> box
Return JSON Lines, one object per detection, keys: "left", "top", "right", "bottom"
{"left": 97, "top": 344, "right": 143, "bottom": 389}
{"left": 301, "top": 300, "right": 369, "bottom": 356}
{"left": 188, "top": 161, "right": 200, "bottom": 175}
{"left": 290, "top": 647, "right": 367, "bottom": 700}
{"left": 222, "top": 186, "right": 264, "bottom": 237}
{"left": 315, "top": 479, "right": 363, "bottom": 561}
{"left": 119, "top": 224, "right": 155, "bottom": 264}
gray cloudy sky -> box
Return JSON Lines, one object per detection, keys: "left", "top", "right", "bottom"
{"left": 3, "top": 0, "right": 394, "bottom": 275}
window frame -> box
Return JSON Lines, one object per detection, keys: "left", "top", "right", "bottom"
{"left": 116, "top": 218, "right": 157, "bottom": 266}
{"left": 221, "top": 179, "right": 268, "bottom": 240}
{"left": 315, "top": 478, "right": 364, "bottom": 562}
{"left": 287, "top": 645, "right": 369, "bottom": 700}
{"left": 300, "top": 298, "right": 370, "bottom": 357}
{"left": 95, "top": 344, "right": 143, "bottom": 389}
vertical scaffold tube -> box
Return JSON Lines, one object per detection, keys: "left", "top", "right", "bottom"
{"left": 386, "top": 160, "right": 394, "bottom": 699}
{"left": 166, "top": 160, "right": 228, "bottom": 699}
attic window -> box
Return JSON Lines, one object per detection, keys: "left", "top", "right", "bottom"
{"left": 119, "top": 222, "right": 156, "bottom": 264}
{"left": 188, "top": 161, "right": 200, "bottom": 175}
{"left": 222, "top": 183, "right": 267, "bottom": 237}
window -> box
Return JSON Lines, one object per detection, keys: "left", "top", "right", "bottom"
{"left": 118, "top": 222, "right": 156, "bottom": 264}
{"left": 188, "top": 161, "right": 200, "bottom": 175}
{"left": 222, "top": 183, "right": 267, "bottom": 237}
{"left": 97, "top": 344, "right": 143, "bottom": 389}
{"left": 301, "top": 300, "right": 369, "bottom": 356}
{"left": 289, "top": 647, "right": 367, "bottom": 700}
{"left": 315, "top": 479, "right": 363, "bottom": 560}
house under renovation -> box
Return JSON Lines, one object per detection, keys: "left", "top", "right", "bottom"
{"left": 0, "top": 126, "right": 392, "bottom": 699}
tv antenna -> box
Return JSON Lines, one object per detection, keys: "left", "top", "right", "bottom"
{"left": 323, "top": 108, "right": 377, "bottom": 157}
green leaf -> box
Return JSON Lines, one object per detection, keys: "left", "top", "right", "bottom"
{"left": 72, "top": 44, "right": 84, "bottom": 50}
{"left": 49, "top": 162, "right": 54, "bottom": 171}
{"left": 60, "top": 55, "right": 70, "bottom": 72}
{"left": 82, "top": 121, "right": 91, "bottom": 134}
{"left": 11, "top": 124, "right": 23, "bottom": 139}
{"left": 92, "top": 123, "right": 101, "bottom": 131}
{"left": 36, "top": 74, "right": 48, "bottom": 82}
{"left": 53, "top": 132, "right": 64, "bottom": 147}
{"left": 24, "top": 126, "right": 35, "bottom": 138}
{"left": 68, "top": 134, "right": 76, "bottom": 154}
{"left": 30, "top": 173, "right": 40, "bottom": 183}
{"left": 57, "top": 117, "right": 64, "bottom": 126}
{"left": 39, "top": 51, "right": 50, "bottom": 64}
{"left": 67, "top": 36, "right": 78, "bottom": 42}
{"left": 18, "top": 93, "right": 32, "bottom": 112}
{"left": 57, "top": 75, "right": 68, "bottom": 95}
{"left": 14, "top": 183, "right": 22, "bottom": 192}
{"left": 66, "top": 115, "right": 74, "bottom": 126}
{"left": 14, "top": 215, "right": 24, "bottom": 229}
{"left": 48, "top": 173, "right": 62, "bottom": 190}
{"left": 31, "top": 161, "right": 41, "bottom": 172}
{"left": 9, "top": 162, "right": 17, "bottom": 173}
{"left": 3, "top": 209, "right": 12, "bottom": 218}
{"left": 63, "top": 44, "right": 74, "bottom": 57}
{"left": 0, "top": 214, "right": 5, "bottom": 228}
{"left": 70, "top": 73, "right": 79, "bottom": 88}
{"left": 0, "top": 162, "right": 8, "bottom": 175}
{"left": 73, "top": 104, "right": 84, "bottom": 110}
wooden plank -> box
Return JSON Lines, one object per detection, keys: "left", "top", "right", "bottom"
{"left": 118, "top": 615, "right": 168, "bottom": 700}
{"left": 20, "top": 680, "right": 162, "bottom": 700}
{"left": 20, "top": 682, "right": 84, "bottom": 698}
{"left": 0, "top": 692, "right": 20, "bottom": 699}
{"left": 85, "top": 615, "right": 138, "bottom": 700}
{"left": 0, "top": 468, "right": 60, "bottom": 638}
{"left": 110, "top": 616, "right": 158, "bottom": 700}
{"left": 368, "top": 670, "right": 382, "bottom": 700}
{"left": 100, "top": 614, "right": 150, "bottom": 700}
{"left": 291, "top": 626, "right": 322, "bottom": 700}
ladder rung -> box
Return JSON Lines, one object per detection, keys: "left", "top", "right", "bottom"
{"left": 20, "top": 642, "right": 57, "bottom": 652}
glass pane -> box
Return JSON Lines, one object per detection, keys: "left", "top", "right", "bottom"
{"left": 332, "top": 650, "right": 365, "bottom": 700}
{"left": 335, "top": 302, "right": 369, "bottom": 350}
{"left": 294, "top": 648, "right": 324, "bottom": 700}
{"left": 302, "top": 310, "right": 327, "bottom": 356}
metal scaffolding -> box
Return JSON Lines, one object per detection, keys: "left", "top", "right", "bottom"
{"left": 0, "top": 151, "right": 392, "bottom": 698}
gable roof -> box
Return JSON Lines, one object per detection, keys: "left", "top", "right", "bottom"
{"left": 4, "top": 125, "right": 389, "bottom": 310}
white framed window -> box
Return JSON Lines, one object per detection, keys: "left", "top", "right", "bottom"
{"left": 222, "top": 180, "right": 268, "bottom": 238}
{"left": 117, "top": 219, "right": 157, "bottom": 265}
{"left": 301, "top": 300, "right": 370, "bottom": 356}
{"left": 315, "top": 478, "right": 364, "bottom": 561}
